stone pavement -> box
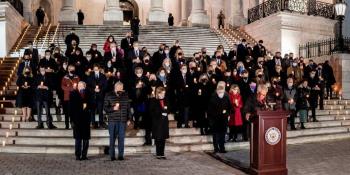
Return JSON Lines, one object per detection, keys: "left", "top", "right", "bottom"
{"left": 215, "top": 139, "right": 350, "bottom": 175}
{"left": 0, "top": 152, "right": 246, "bottom": 175}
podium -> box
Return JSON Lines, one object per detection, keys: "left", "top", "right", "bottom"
{"left": 250, "top": 110, "right": 289, "bottom": 175}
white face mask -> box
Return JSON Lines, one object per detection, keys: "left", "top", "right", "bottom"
{"left": 165, "top": 50, "right": 169, "bottom": 54}
{"left": 94, "top": 71, "right": 99, "bottom": 75}
{"left": 136, "top": 73, "right": 142, "bottom": 78}
{"left": 165, "top": 63, "right": 170, "bottom": 67}
{"left": 107, "top": 63, "right": 112, "bottom": 67}
{"left": 63, "top": 64, "right": 68, "bottom": 70}
{"left": 45, "top": 55, "right": 50, "bottom": 59}
{"left": 160, "top": 73, "right": 166, "bottom": 77}
{"left": 218, "top": 92, "right": 225, "bottom": 99}
{"left": 288, "top": 83, "right": 293, "bottom": 87}
{"left": 87, "top": 56, "right": 92, "bottom": 61}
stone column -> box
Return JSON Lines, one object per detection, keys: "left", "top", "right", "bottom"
{"left": 104, "top": 0, "right": 123, "bottom": 25}
{"left": 332, "top": 54, "right": 350, "bottom": 99}
{"left": 59, "top": 0, "right": 77, "bottom": 24}
{"left": 188, "top": 0, "right": 209, "bottom": 27}
{"left": 180, "top": 0, "right": 189, "bottom": 26}
{"left": 148, "top": 0, "right": 168, "bottom": 25}
{"left": 230, "top": 0, "right": 245, "bottom": 27}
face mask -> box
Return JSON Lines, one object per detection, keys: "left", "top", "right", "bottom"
{"left": 94, "top": 71, "right": 99, "bottom": 75}
{"left": 288, "top": 83, "right": 293, "bottom": 87}
{"left": 134, "top": 47, "right": 139, "bottom": 50}
{"left": 165, "top": 50, "right": 169, "bottom": 54}
{"left": 45, "top": 55, "right": 50, "bottom": 59}
{"left": 160, "top": 73, "right": 166, "bottom": 77}
{"left": 69, "top": 70, "right": 75, "bottom": 75}
{"left": 257, "top": 74, "right": 263, "bottom": 78}
{"left": 25, "top": 71, "right": 30, "bottom": 75}
{"left": 107, "top": 63, "right": 112, "bottom": 67}
{"left": 87, "top": 56, "right": 92, "bottom": 61}
{"left": 40, "top": 71, "right": 45, "bottom": 75}
{"left": 136, "top": 73, "right": 142, "bottom": 78}
{"left": 181, "top": 69, "right": 187, "bottom": 74}
{"left": 292, "top": 62, "right": 297, "bottom": 67}
{"left": 218, "top": 92, "right": 225, "bottom": 99}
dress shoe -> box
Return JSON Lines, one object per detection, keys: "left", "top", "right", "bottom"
{"left": 48, "top": 125, "right": 57, "bottom": 129}
{"left": 111, "top": 157, "right": 116, "bottom": 161}
{"left": 118, "top": 157, "right": 124, "bottom": 161}
{"left": 76, "top": 157, "right": 81, "bottom": 161}
{"left": 219, "top": 150, "right": 227, "bottom": 153}
{"left": 81, "top": 157, "right": 88, "bottom": 160}
{"left": 36, "top": 125, "right": 44, "bottom": 129}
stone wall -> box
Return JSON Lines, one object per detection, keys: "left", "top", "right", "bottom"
{"left": 244, "top": 12, "right": 336, "bottom": 56}
{"left": 0, "top": 2, "right": 24, "bottom": 57}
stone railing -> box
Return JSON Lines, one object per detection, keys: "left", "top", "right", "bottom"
{"left": 248, "top": 0, "right": 335, "bottom": 24}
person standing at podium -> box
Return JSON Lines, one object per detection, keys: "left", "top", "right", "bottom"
{"left": 243, "top": 84, "right": 269, "bottom": 139}
{"left": 208, "top": 81, "right": 232, "bottom": 153}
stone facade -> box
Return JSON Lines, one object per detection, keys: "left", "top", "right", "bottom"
{"left": 244, "top": 11, "right": 337, "bottom": 56}
{"left": 0, "top": 2, "right": 24, "bottom": 57}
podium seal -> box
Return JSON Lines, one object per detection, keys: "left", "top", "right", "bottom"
{"left": 265, "top": 127, "right": 281, "bottom": 145}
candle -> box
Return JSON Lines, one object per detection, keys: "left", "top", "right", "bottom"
{"left": 222, "top": 110, "right": 226, "bottom": 114}
{"left": 0, "top": 91, "right": 2, "bottom": 95}
{"left": 235, "top": 99, "right": 238, "bottom": 104}
{"left": 344, "top": 117, "right": 346, "bottom": 120}
{"left": 185, "top": 85, "right": 188, "bottom": 88}
{"left": 14, "top": 91, "right": 17, "bottom": 95}
{"left": 12, "top": 117, "right": 14, "bottom": 122}
{"left": 331, "top": 106, "right": 333, "bottom": 110}
{"left": 198, "top": 89, "right": 202, "bottom": 95}
{"left": 40, "top": 81, "right": 44, "bottom": 86}
{"left": 2, "top": 97, "right": 5, "bottom": 101}
{"left": 164, "top": 106, "right": 168, "bottom": 110}
{"left": 227, "top": 83, "right": 230, "bottom": 87}
{"left": 164, "top": 85, "right": 167, "bottom": 88}
{"left": 6, "top": 132, "right": 9, "bottom": 138}
{"left": 96, "top": 85, "right": 99, "bottom": 89}
{"left": 47, "top": 67, "right": 50, "bottom": 70}
{"left": 2, "top": 141, "right": 5, "bottom": 147}
{"left": 346, "top": 111, "right": 348, "bottom": 115}
{"left": 73, "top": 83, "right": 77, "bottom": 87}
{"left": 115, "top": 103, "right": 120, "bottom": 110}
{"left": 14, "top": 110, "right": 17, "bottom": 115}
{"left": 276, "top": 92, "right": 279, "bottom": 96}
{"left": 0, "top": 104, "right": 3, "bottom": 108}
{"left": 9, "top": 124, "right": 12, "bottom": 130}
{"left": 197, "top": 67, "right": 201, "bottom": 71}
{"left": 194, "top": 78, "right": 197, "bottom": 83}
{"left": 83, "top": 103, "right": 87, "bottom": 109}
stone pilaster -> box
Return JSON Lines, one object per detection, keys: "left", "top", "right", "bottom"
{"left": 148, "top": 0, "right": 168, "bottom": 25}
{"left": 59, "top": 0, "right": 77, "bottom": 24}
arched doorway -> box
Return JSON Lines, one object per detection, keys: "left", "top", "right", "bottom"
{"left": 120, "top": 0, "right": 139, "bottom": 24}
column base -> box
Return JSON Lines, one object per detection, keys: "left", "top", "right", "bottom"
{"left": 148, "top": 10, "right": 168, "bottom": 25}
{"left": 180, "top": 19, "right": 188, "bottom": 26}
{"left": 188, "top": 13, "right": 210, "bottom": 27}
{"left": 59, "top": 10, "right": 77, "bottom": 24}
{"left": 103, "top": 10, "right": 123, "bottom": 25}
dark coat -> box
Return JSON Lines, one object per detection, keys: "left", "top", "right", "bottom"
{"left": 86, "top": 72, "right": 108, "bottom": 102}
{"left": 69, "top": 90, "right": 92, "bottom": 140}
{"left": 150, "top": 99, "right": 169, "bottom": 139}
{"left": 24, "top": 48, "right": 39, "bottom": 66}
{"left": 296, "top": 86, "right": 310, "bottom": 110}
{"left": 207, "top": 92, "right": 232, "bottom": 133}
{"left": 34, "top": 74, "right": 53, "bottom": 102}
{"left": 322, "top": 63, "right": 336, "bottom": 86}
{"left": 120, "top": 37, "right": 135, "bottom": 55}
{"left": 243, "top": 94, "right": 269, "bottom": 120}
{"left": 168, "top": 16, "right": 174, "bottom": 26}
{"left": 104, "top": 91, "right": 131, "bottom": 122}
{"left": 65, "top": 33, "right": 80, "bottom": 47}
{"left": 17, "top": 60, "right": 37, "bottom": 77}
{"left": 16, "top": 75, "right": 34, "bottom": 108}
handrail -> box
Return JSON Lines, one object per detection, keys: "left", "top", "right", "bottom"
{"left": 14, "top": 24, "right": 31, "bottom": 53}
{"left": 40, "top": 23, "right": 52, "bottom": 51}
{"left": 248, "top": 0, "right": 335, "bottom": 24}
{"left": 33, "top": 25, "right": 43, "bottom": 48}
{"left": 51, "top": 23, "right": 60, "bottom": 44}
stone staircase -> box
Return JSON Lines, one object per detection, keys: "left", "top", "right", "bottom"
{"left": 11, "top": 25, "right": 231, "bottom": 57}
{"left": 214, "top": 27, "right": 259, "bottom": 49}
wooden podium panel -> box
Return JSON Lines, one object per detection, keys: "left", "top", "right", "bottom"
{"left": 250, "top": 111, "right": 289, "bottom": 175}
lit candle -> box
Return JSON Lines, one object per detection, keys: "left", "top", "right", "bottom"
{"left": 0, "top": 91, "right": 2, "bottom": 95}
{"left": 2, "top": 141, "right": 5, "bottom": 147}
{"left": 6, "top": 132, "right": 9, "bottom": 138}
{"left": 96, "top": 85, "right": 99, "bottom": 89}
{"left": 14, "top": 91, "right": 17, "bottom": 95}
{"left": 346, "top": 111, "right": 348, "bottom": 115}
{"left": 197, "top": 67, "right": 201, "bottom": 71}
{"left": 0, "top": 104, "right": 3, "bottom": 108}
{"left": 331, "top": 106, "right": 333, "bottom": 110}
{"left": 12, "top": 117, "right": 14, "bottom": 122}
{"left": 115, "top": 103, "right": 120, "bottom": 110}
{"left": 164, "top": 85, "right": 167, "bottom": 88}
{"left": 227, "top": 83, "right": 230, "bottom": 87}
{"left": 83, "top": 103, "right": 87, "bottom": 109}
{"left": 73, "top": 83, "right": 77, "bottom": 88}
{"left": 194, "top": 78, "right": 197, "bottom": 83}
{"left": 40, "top": 81, "right": 44, "bottom": 86}
{"left": 14, "top": 110, "right": 17, "bottom": 115}
{"left": 164, "top": 106, "right": 168, "bottom": 110}
{"left": 2, "top": 97, "right": 5, "bottom": 101}
{"left": 222, "top": 110, "right": 226, "bottom": 114}
{"left": 198, "top": 89, "right": 202, "bottom": 95}
{"left": 185, "top": 85, "right": 188, "bottom": 88}
{"left": 9, "top": 124, "right": 12, "bottom": 130}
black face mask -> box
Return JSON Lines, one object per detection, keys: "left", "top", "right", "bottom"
{"left": 257, "top": 74, "right": 263, "bottom": 78}
{"left": 69, "top": 71, "right": 75, "bottom": 75}
{"left": 144, "top": 59, "right": 150, "bottom": 64}
{"left": 25, "top": 72, "right": 30, "bottom": 75}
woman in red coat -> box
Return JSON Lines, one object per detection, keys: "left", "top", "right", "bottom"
{"left": 103, "top": 35, "right": 115, "bottom": 53}
{"left": 228, "top": 84, "right": 243, "bottom": 142}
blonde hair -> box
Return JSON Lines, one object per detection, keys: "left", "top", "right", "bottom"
{"left": 229, "top": 84, "right": 240, "bottom": 93}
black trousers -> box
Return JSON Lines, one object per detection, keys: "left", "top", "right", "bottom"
{"left": 75, "top": 139, "right": 89, "bottom": 158}
{"left": 311, "top": 107, "right": 317, "bottom": 121}
{"left": 63, "top": 101, "right": 70, "bottom": 128}
{"left": 319, "top": 91, "right": 324, "bottom": 109}
{"left": 155, "top": 139, "right": 165, "bottom": 156}
{"left": 242, "top": 120, "right": 250, "bottom": 141}
{"left": 229, "top": 126, "right": 242, "bottom": 140}
{"left": 144, "top": 127, "right": 152, "bottom": 144}
{"left": 289, "top": 110, "right": 297, "bottom": 128}
{"left": 91, "top": 100, "right": 104, "bottom": 125}
{"left": 326, "top": 84, "right": 333, "bottom": 98}
{"left": 36, "top": 100, "right": 53, "bottom": 126}
{"left": 212, "top": 132, "right": 225, "bottom": 152}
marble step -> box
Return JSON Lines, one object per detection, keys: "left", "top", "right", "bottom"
{"left": 0, "top": 128, "right": 200, "bottom": 137}
{"left": 1, "top": 132, "right": 350, "bottom": 155}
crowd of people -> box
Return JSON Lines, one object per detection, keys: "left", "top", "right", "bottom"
{"left": 15, "top": 28, "right": 336, "bottom": 161}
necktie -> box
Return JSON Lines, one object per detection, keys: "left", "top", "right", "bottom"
{"left": 136, "top": 50, "right": 139, "bottom": 57}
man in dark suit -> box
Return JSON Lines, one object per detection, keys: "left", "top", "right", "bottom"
{"left": 34, "top": 67, "right": 57, "bottom": 129}
{"left": 35, "top": 6, "right": 45, "bottom": 26}
{"left": 252, "top": 40, "right": 266, "bottom": 61}
{"left": 131, "top": 16, "right": 140, "bottom": 41}
{"left": 18, "top": 53, "right": 37, "bottom": 77}
{"left": 24, "top": 41, "right": 39, "bottom": 66}
{"left": 151, "top": 44, "right": 166, "bottom": 72}
{"left": 86, "top": 64, "right": 108, "bottom": 129}
{"left": 237, "top": 39, "right": 248, "bottom": 62}
{"left": 120, "top": 31, "right": 135, "bottom": 57}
